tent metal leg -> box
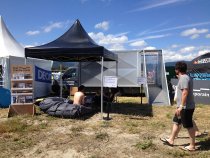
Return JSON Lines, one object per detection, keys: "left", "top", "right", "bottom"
{"left": 60, "top": 63, "right": 62, "bottom": 98}
{"left": 101, "top": 56, "right": 104, "bottom": 118}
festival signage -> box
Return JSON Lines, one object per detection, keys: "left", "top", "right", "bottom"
{"left": 189, "top": 72, "right": 210, "bottom": 80}
{"left": 171, "top": 79, "right": 210, "bottom": 105}
{"left": 137, "top": 77, "right": 147, "bottom": 85}
{"left": 11, "top": 65, "right": 32, "bottom": 80}
{"left": 188, "top": 52, "right": 210, "bottom": 81}
{"left": 35, "top": 66, "right": 51, "bottom": 83}
{"left": 103, "top": 76, "right": 118, "bottom": 88}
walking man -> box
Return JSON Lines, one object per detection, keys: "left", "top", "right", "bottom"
{"left": 161, "top": 61, "right": 196, "bottom": 151}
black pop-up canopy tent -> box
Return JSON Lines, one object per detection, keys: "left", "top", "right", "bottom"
{"left": 25, "top": 19, "right": 117, "bottom": 62}
{"left": 25, "top": 19, "right": 118, "bottom": 115}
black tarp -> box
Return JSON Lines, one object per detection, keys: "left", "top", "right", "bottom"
{"left": 25, "top": 19, "right": 117, "bottom": 62}
{"left": 187, "top": 52, "right": 210, "bottom": 80}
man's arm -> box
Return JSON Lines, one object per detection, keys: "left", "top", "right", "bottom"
{"left": 181, "top": 88, "right": 188, "bottom": 107}
{"left": 176, "top": 88, "right": 188, "bottom": 116}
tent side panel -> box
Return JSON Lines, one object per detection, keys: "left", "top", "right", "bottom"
{"left": 81, "top": 51, "right": 139, "bottom": 87}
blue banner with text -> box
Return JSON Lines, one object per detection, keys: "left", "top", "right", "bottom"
{"left": 35, "top": 66, "right": 51, "bottom": 83}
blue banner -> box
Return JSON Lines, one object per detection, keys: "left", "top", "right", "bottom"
{"left": 35, "top": 66, "right": 51, "bottom": 83}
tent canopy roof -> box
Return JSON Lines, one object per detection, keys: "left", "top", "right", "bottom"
{"left": 0, "top": 16, "right": 24, "bottom": 58}
{"left": 25, "top": 20, "right": 117, "bottom": 62}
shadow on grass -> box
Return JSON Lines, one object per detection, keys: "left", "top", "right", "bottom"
{"left": 180, "top": 136, "right": 210, "bottom": 151}
{"left": 111, "top": 103, "right": 153, "bottom": 117}
{"left": 196, "top": 136, "right": 210, "bottom": 151}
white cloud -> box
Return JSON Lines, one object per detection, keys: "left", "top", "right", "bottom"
{"left": 163, "top": 45, "right": 210, "bottom": 62}
{"left": 129, "top": 0, "right": 186, "bottom": 12}
{"left": 138, "top": 34, "right": 170, "bottom": 40}
{"left": 190, "top": 34, "right": 200, "bottom": 39}
{"left": 129, "top": 40, "right": 147, "bottom": 47}
{"left": 144, "top": 46, "right": 156, "bottom": 50}
{"left": 180, "top": 46, "right": 195, "bottom": 53}
{"left": 88, "top": 32, "right": 128, "bottom": 50}
{"left": 206, "top": 34, "right": 210, "bottom": 38}
{"left": 95, "top": 21, "right": 109, "bottom": 31}
{"left": 26, "top": 20, "right": 69, "bottom": 36}
{"left": 198, "top": 49, "right": 210, "bottom": 56}
{"left": 143, "top": 21, "right": 210, "bottom": 35}
{"left": 89, "top": 32, "right": 128, "bottom": 45}
{"left": 171, "top": 44, "right": 179, "bottom": 48}
{"left": 26, "top": 30, "right": 40, "bottom": 36}
{"left": 114, "top": 32, "right": 129, "bottom": 37}
{"left": 43, "top": 22, "right": 64, "bottom": 33}
{"left": 109, "top": 43, "right": 126, "bottom": 50}
{"left": 163, "top": 49, "right": 196, "bottom": 62}
{"left": 181, "top": 28, "right": 208, "bottom": 36}
{"left": 181, "top": 28, "right": 208, "bottom": 39}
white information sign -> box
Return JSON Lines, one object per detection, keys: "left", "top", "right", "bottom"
{"left": 137, "top": 77, "right": 147, "bottom": 85}
{"left": 103, "top": 76, "right": 118, "bottom": 88}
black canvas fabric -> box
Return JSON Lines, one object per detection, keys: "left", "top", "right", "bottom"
{"left": 39, "top": 97, "right": 92, "bottom": 118}
{"left": 39, "top": 97, "right": 66, "bottom": 112}
{"left": 25, "top": 20, "right": 117, "bottom": 62}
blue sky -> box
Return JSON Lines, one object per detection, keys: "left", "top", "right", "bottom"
{"left": 0, "top": 0, "right": 210, "bottom": 62}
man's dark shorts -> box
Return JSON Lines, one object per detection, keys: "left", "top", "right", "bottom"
{"left": 173, "top": 109, "right": 195, "bottom": 128}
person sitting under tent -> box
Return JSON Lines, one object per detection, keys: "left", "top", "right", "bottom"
{"left": 73, "top": 85, "right": 86, "bottom": 106}
{"left": 51, "top": 79, "right": 60, "bottom": 96}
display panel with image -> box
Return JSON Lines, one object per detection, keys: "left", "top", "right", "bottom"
{"left": 11, "top": 65, "right": 33, "bottom": 105}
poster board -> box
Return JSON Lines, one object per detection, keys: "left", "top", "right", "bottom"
{"left": 137, "top": 77, "right": 147, "bottom": 85}
{"left": 9, "top": 65, "right": 35, "bottom": 117}
{"left": 103, "top": 76, "right": 118, "bottom": 88}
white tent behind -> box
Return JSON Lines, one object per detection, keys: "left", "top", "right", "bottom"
{"left": 0, "top": 16, "right": 24, "bottom": 57}
{"left": 0, "top": 16, "right": 52, "bottom": 98}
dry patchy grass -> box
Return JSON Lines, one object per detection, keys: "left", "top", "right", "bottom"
{"left": 0, "top": 97, "right": 210, "bottom": 158}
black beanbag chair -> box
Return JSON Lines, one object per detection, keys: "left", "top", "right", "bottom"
{"left": 39, "top": 97, "right": 92, "bottom": 118}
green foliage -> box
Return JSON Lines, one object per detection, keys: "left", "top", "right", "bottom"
{"left": 150, "top": 121, "right": 166, "bottom": 128}
{"left": 166, "top": 113, "right": 172, "bottom": 119}
{"left": 0, "top": 118, "right": 28, "bottom": 133}
{"left": 167, "top": 150, "right": 189, "bottom": 157}
{"left": 100, "top": 121, "right": 113, "bottom": 128}
{"left": 95, "top": 131, "right": 109, "bottom": 141}
{"left": 71, "top": 125, "right": 84, "bottom": 135}
{"left": 134, "top": 139, "right": 153, "bottom": 150}
{"left": 71, "top": 125, "right": 84, "bottom": 132}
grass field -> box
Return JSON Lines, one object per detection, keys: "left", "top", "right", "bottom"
{"left": 0, "top": 97, "right": 210, "bottom": 158}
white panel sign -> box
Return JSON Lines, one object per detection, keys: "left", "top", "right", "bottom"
{"left": 103, "top": 76, "right": 118, "bottom": 87}
{"left": 137, "top": 77, "right": 147, "bottom": 85}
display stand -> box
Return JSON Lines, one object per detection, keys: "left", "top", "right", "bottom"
{"left": 8, "top": 65, "right": 35, "bottom": 117}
